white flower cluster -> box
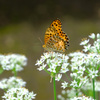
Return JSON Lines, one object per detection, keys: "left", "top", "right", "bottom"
{"left": 65, "top": 52, "right": 87, "bottom": 88}
{"left": 60, "top": 33, "right": 100, "bottom": 90}
{"left": 58, "top": 89, "right": 82, "bottom": 100}
{"left": 66, "top": 88, "right": 82, "bottom": 99}
{"left": 82, "top": 81, "right": 100, "bottom": 92}
{"left": 0, "top": 54, "right": 27, "bottom": 71}
{"left": 2, "top": 88, "right": 36, "bottom": 100}
{"left": 70, "top": 96, "right": 93, "bottom": 100}
{"left": 68, "top": 49, "right": 100, "bottom": 88}
{"left": 35, "top": 52, "right": 69, "bottom": 81}
{"left": 0, "top": 76, "right": 26, "bottom": 90}
{"left": 80, "top": 33, "right": 100, "bottom": 53}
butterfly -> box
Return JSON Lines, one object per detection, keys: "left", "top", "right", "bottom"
{"left": 43, "top": 19, "right": 69, "bottom": 52}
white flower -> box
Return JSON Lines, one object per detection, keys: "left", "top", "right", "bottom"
{"left": 37, "top": 63, "right": 47, "bottom": 71}
{"left": 81, "top": 81, "right": 92, "bottom": 91}
{"left": 70, "top": 80, "right": 78, "bottom": 88}
{"left": 35, "top": 52, "right": 69, "bottom": 80}
{"left": 2, "top": 88, "right": 36, "bottom": 100}
{"left": 85, "top": 53, "right": 99, "bottom": 67}
{"left": 80, "top": 76, "right": 88, "bottom": 84}
{"left": 95, "top": 81, "right": 100, "bottom": 91}
{"left": 43, "top": 52, "right": 51, "bottom": 59}
{"left": 70, "top": 73, "right": 77, "bottom": 78}
{"left": 58, "top": 89, "right": 82, "bottom": 100}
{"left": 0, "top": 76, "right": 26, "bottom": 90}
{"left": 67, "top": 88, "right": 82, "bottom": 98}
{"left": 35, "top": 59, "right": 44, "bottom": 66}
{"left": 67, "top": 89, "right": 76, "bottom": 98}
{"left": 47, "top": 64, "right": 56, "bottom": 73}
{"left": 0, "top": 54, "right": 27, "bottom": 72}
{"left": 55, "top": 74, "right": 62, "bottom": 81}
{"left": 80, "top": 39, "right": 89, "bottom": 45}
{"left": 83, "top": 44, "right": 91, "bottom": 52}
{"left": 70, "top": 96, "right": 93, "bottom": 100}
{"left": 97, "top": 33, "right": 100, "bottom": 39}
{"left": 60, "top": 63, "right": 69, "bottom": 73}
{"left": 0, "top": 55, "right": 4, "bottom": 63}
{"left": 61, "top": 90, "right": 66, "bottom": 95}
{"left": 58, "top": 95, "right": 65, "bottom": 100}
{"left": 88, "top": 69, "right": 98, "bottom": 79}
{"left": 82, "top": 81, "right": 100, "bottom": 92}
{"left": 89, "top": 33, "right": 95, "bottom": 39}
{"left": 61, "top": 81, "right": 68, "bottom": 89}
{"left": 77, "top": 66, "right": 85, "bottom": 75}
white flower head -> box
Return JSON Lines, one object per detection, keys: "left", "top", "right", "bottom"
{"left": 70, "top": 80, "right": 78, "bottom": 88}
{"left": 37, "top": 63, "right": 47, "bottom": 71}
{"left": 35, "top": 59, "right": 44, "bottom": 66}
{"left": 0, "top": 54, "right": 27, "bottom": 72}
{"left": 83, "top": 44, "right": 91, "bottom": 52}
{"left": 60, "top": 63, "right": 69, "bottom": 73}
{"left": 70, "top": 96, "right": 93, "bottom": 100}
{"left": 89, "top": 33, "right": 95, "bottom": 39}
{"left": 58, "top": 88, "right": 82, "bottom": 100}
{"left": 2, "top": 88, "right": 36, "bottom": 100}
{"left": 67, "top": 88, "right": 82, "bottom": 98}
{"left": 35, "top": 52, "right": 69, "bottom": 78}
{"left": 57, "top": 95, "right": 65, "bottom": 100}
{"left": 97, "top": 33, "right": 100, "bottom": 39}
{"left": 55, "top": 74, "right": 62, "bottom": 81}
{"left": 47, "top": 64, "right": 56, "bottom": 73}
{"left": 88, "top": 69, "right": 98, "bottom": 79}
{"left": 80, "top": 39, "right": 89, "bottom": 45}
{"left": 61, "top": 81, "right": 68, "bottom": 89}
{"left": 70, "top": 73, "right": 77, "bottom": 78}
{"left": 0, "top": 76, "right": 26, "bottom": 90}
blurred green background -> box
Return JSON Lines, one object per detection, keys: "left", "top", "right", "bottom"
{"left": 0, "top": 0, "right": 100, "bottom": 100}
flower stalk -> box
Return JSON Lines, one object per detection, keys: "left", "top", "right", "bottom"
{"left": 92, "top": 78, "right": 95, "bottom": 100}
{"left": 53, "top": 77, "right": 57, "bottom": 100}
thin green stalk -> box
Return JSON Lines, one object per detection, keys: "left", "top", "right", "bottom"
{"left": 13, "top": 67, "right": 17, "bottom": 77}
{"left": 65, "top": 73, "right": 71, "bottom": 81}
{"left": 44, "top": 68, "right": 50, "bottom": 75}
{"left": 76, "top": 89, "right": 78, "bottom": 97}
{"left": 53, "top": 77, "right": 57, "bottom": 100}
{"left": 92, "top": 78, "right": 95, "bottom": 100}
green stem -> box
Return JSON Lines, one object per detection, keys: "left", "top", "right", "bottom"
{"left": 53, "top": 77, "right": 57, "bottom": 100}
{"left": 65, "top": 73, "right": 71, "bottom": 81}
{"left": 13, "top": 67, "right": 17, "bottom": 77}
{"left": 92, "top": 78, "right": 95, "bottom": 100}
{"left": 76, "top": 89, "right": 78, "bottom": 97}
{"left": 44, "top": 68, "right": 51, "bottom": 75}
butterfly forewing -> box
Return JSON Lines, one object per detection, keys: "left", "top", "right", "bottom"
{"left": 44, "top": 26, "right": 57, "bottom": 44}
{"left": 50, "top": 19, "right": 69, "bottom": 43}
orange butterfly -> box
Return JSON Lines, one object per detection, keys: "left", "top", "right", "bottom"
{"left": 43, "top": 19, "right": 69, "bottom": 52}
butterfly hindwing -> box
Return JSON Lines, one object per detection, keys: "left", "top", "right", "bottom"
{"left": 46, "top": 35, "right": 66, "bottom": 52}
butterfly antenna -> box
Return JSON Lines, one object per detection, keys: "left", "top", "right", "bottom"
{"left": 38, "top": 37, "right": 43, "bottom": 45}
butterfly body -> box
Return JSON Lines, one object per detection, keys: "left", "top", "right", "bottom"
{"left": 43, "top": 19, "right": 69, "bottom": 52}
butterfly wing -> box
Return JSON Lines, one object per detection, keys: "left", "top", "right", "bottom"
{"left": 44, "top": 26, "right": 57, "bottom": 44}
{"left": 45, "top": 35, "right": 66, "bottom": 52}
{"left": 43, "top": 19, "right": 69, "bottom": 52}
{"left": 50, "top": 19, "right": 62, "bottom": 35}
{"left": 50, "top": 19, "right": 69, "bottom": 46}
